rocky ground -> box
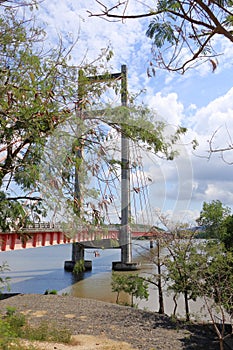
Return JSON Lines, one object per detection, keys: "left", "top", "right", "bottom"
{"left": 0, "top": 294, "right": 232, "bottom": 350}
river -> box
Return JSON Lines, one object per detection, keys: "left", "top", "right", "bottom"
{"left": 0, "top": 240, "right": 206, "bottom": 320}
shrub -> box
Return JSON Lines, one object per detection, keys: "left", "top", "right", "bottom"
{"left": 44, "top": 289, "right": 58, "bottom": 295}
{"left": 0, "top": 308, "right": 71, "bottom": 348}
{"left": 73, "top": 259, "right": 85, "bottom": 274}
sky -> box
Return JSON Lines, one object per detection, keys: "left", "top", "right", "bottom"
{"left": 19, "top": 0, "right": 233, "bottom": 226}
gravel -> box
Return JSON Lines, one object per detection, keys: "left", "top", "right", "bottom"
{"left": 0, "top": 294, "right": 231, "bottom": 350}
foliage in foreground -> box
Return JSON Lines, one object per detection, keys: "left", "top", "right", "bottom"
{"left": 155, "top": 228, "right": 233, "bottom": 349}
{"left": 111, "top": 272, "right": 149, "bottom": 307}
{"left": 0, "top": 3, "right": 189, "bottom": 234}
{"left": 91, "top": 0, "right": 233, "bottom": 73}
{"left": 0, "top": 307, "right": 71, "bottom": 349}
{"left": 196, "top": 199, "right": 233, "bottom": 251}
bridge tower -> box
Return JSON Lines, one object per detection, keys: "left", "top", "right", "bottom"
{"left": 112, "top": 65, "right": 139, "bottom": 271}
{"left": 65, "top": 65, "right": 140, "bottom": 272}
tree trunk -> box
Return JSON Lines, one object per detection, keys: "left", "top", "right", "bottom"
{"left": 157, "top": 240, "right": 164, "bottom": 314}
{"left": 158, "top": 276, "right": 164, "bottom": 314}
{"left": 219, "top": 338, "right": 224, "bottom": 350}
{"left": 173, "top": 294, "right": 178, "bottom": 317}
{"left": 131, "top": 294, "right": 134, "bottom": 307}
{"left": 116, "top": 292, "right": 119, "bottom": 304}
{"left": 184, "top": 290, "right": 190, "bottom": 322}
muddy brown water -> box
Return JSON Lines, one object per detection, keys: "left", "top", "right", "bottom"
{"left": 0, "top": 240, "right": 210, "bottom": 320}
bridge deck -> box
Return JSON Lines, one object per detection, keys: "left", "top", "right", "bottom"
{"left": 0, "top": 226, "right": 159, "bottom": 251}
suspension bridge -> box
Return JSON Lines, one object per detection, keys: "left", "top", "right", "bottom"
{"left": 0, "top": 65, "right": 159, "bottom": 272}
{"left": 0, "top": 222, "right": 162, "bottom": 271}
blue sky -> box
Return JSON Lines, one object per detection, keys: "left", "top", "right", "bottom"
{"left": 26, "top": 1, "right": 233, "bottom": 225}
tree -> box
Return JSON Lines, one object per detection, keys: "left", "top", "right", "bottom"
{"left": 207, "top": 127, "right": 233, "bottom": 163}
{"left": 39, "top": 102, "right": 188, "bottom": 229}
{"left": 0, "top": 4, "right": 189, "bottom": 233}
{"left": 111, "top": 272, "right": 149, "bottom": 307}
{"left": 196, "top": 200, "right": 231, "bottom": 239}
{"left": 165, "top": 233, "right": 206, "bottom": 321}
{"left": 137, "top": 213, "right": 196, "bottom": 316}
{"left": 149, "top": 236, "right": 166, "bottom": 314}
{"left": 89, "top": 0, "right": 233, "bottom": 73}
{"left": 0, "top": 6, "right": 82, "bottom": 230}
{"left": 197, "top": 243, "right": 233, "bottom": 350}
{"left": 167, "top": 239, "right": 233, "bottom": 349}
{"left": 0, "top": 6, "right": 118, "bottom": 231}
{"left": 222, "top": 215, "right": 233, "bottom": 251}
{"left": 137, "top": 231, "right": 168, "bottom": 314}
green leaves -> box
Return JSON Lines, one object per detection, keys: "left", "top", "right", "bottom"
{"left": 0, "top": 7, "right": 77, "bottom": 230}
{"left": 197, "top": 200, "right": 231, "bottom": 239}
{"left": 222, "top": 215, "right": 233, "bottom": 251}
{"left": 0, "top": 4, "right": 188, "bottom": 231}
{"left": 106, "top": 105, "right": 186, "bottom": 160}
{"left": 111, "top": 273, "right": 149, "bottom": 307}
{"left": 147, "top": 20, "right": 177, "bottom": 48}
{"left": 0, "top": 192, "right": 29, "bottom": 232}
{"left": 145, "top": 0, "right": 233, "bottom": 72}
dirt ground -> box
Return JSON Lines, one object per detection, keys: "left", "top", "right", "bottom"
{"left": 23, "top": 334, "right": 136, "bottom": 350}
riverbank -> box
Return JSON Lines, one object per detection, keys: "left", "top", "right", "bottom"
{"left": 0, "top": 294, "right": 231, "bottom": 349}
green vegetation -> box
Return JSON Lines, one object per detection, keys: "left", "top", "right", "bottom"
{"left": 144, "top": 208, "right": 233, "bottom": 349}
{"left": 188, "top": 242, "right": 233, "bottom": 350}
{"left": 165, "top": 235, "right": 207, "bottom": 321}
{"left": 1, "top": 0, "right": 232, "bottom": 345}
{"left": 222, "top": 214, "right": 233, "bottom": 251}
{"left": 0, "top": 5, "right": 74, "bottom": 231}
{"left": 0, "top": 307, "right": 71, "bottom": 350}
{"left": 196, "top": 200, "right": 231, "bottom": 239}
{"left": 145, "top": 237, "right": 166, "bottom": 314}
{"left": 195, "top": 199, "right": 233, "bottom": 251}
{"left": 0, "top": 1, "right": 189, "bottom": 233}
{"left": 91, "top": 1, "right": 233, "bottom": 73}
{"left": 73, "top": 259, "right": 85, "bottom": 274}
{"left": 111, "top": 272, "right": 149, "bottom": 307}
{"left": 44, "top": 289, "right": 58, "bottom": 295}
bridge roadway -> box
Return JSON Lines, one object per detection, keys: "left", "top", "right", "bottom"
{"left": 0, "top": 223, "right": 158, "bottom": 252}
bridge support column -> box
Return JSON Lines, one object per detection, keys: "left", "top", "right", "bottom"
{"left": 112, "top": 65, "right": 140, "bottom": 272}
{"left": 64, "top": 243, "right": 92, "bottom": 272}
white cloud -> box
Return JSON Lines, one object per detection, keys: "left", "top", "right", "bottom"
{"left": 192, "top": 87, "right": 233, "bottom": 135}
{"left": 16, "top": 0, "right": 233, "bottom": 221}
{"left": 145, "top": 91, "right": 185, "bottom": 125}
{"left": 214, "top": 36, "right": 233, "bottom": 72}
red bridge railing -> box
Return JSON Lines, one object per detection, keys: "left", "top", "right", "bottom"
{"left": 0, "top": 223, "right": 160, "bottom": 252}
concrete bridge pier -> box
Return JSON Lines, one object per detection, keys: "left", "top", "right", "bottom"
{"left": 112, "top": 227, "right": 140, "bottom": 271}
{"left": 112, "top": 65, "right": 140, "bottom": 272}
{"left": 64, "top": 242, "right": 92, "bottom": 272}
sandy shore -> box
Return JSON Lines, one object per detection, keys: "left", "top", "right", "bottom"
{"left": 22, "top": 334, "right": 136, "bottom": 350}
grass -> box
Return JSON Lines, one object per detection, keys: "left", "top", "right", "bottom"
{"left": 0, "top": 307, "right": 71, "bottom": 350}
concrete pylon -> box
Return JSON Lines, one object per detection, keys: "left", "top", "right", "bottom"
{"left": 64, "top": 243, "right": 92, "bottom": 271}
{"left": 112, "top": 65, "right": 140, "bottom": 271}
